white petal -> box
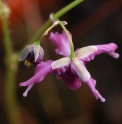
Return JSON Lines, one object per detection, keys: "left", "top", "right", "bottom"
{"left": 18, "top": 44, "right": 34, "bottom": 61}
{"left": 75, "top": 46, "right": 97, "bottom": 59}
{"left": 51, "top": 57, "right": 71, "bottom": 69}
{"left": 72, "top": 58, "right": 91, "bottom": 82}
{"left": 34, "top": 45, "right": 44, "bottom": 62}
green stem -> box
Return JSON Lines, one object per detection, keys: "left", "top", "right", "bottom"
{"left": 59, "top": 21, "right": 75, "bottom": 58}
{"left": 39, "top": 21, "right": 59, "bottom": 42}
{"left": 2, "top": 17, "right": 12, "bottom": 56}
{"left": 54, "top": 0, "right": 84, "bottom": 18}
{"left": 0, "top": 0, "right": 2, "bottom": 5}
{"left": 5, "top": 63, "right": 21, "bottom": 124}
{"left": 19, "top": 0, "right": 84, "bottom": 52}
{"left": 2, "top": 15, "right": 21, "bottom": 124}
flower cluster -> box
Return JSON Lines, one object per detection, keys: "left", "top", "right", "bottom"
{"left": 19, "top": 21, "right": 119, "bottom": 102}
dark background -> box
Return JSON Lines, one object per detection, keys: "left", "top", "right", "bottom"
{"left": 0, "top": 0, "right": 122, "bottom": 123}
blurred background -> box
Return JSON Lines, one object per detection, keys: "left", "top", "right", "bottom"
{"left": 0, "top": 0, "right": 122, "bottom": 124}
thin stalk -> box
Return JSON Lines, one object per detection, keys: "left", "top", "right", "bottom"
{"left": 39, "top": 21, "right": 59, "bottom": 42}
{"left": 5, "top": 63, "right": 20, "bottom": 124}
{"left": 2, "top": 17, "right": 12, "bottom": 55}
{"left": 2, "top": 14, "right": 21, "bottom": 124}
{"left": 59, "top": 21, "right": 75, "bottom": 58}
{"left": 19, "top": 0, "right": 84, "bottom": 52}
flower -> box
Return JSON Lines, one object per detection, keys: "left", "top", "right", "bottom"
{"left": 19, "top": 42, "right": 44, "bottom": 67}
{"left": 19, "top": 60, "right": 53, "bottom": 97}
{"left": 49, "top": 31, "right": 119, "bottom": 102}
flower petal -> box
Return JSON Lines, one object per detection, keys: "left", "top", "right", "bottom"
{"left": 72, "top": 58, "right": 91, "bottom": 82}
{"left": 19, "top": 60, "right": 53, "bottom": 87}
{"left": 49, "top": 31, "right": 71, "bottom": 56}
{"left": 23, "top": 84, "right": 34, "bottom": 97}
{"left": 86, "top": 78, "right": 105, "bottom": 102}
{"left": 96, "top": 43, "right": 119, "bottom": 58}
{"left": 59, "top": 65, "right": 82, "bottom": 90}
{"left": 75, "top": 46, "right": 97, "bottom": 59}
{"left": 51, "top": 57, "right": 71, "bottom": 70}
{"left": 34, "top": 45, "right": 44, "bottom": 62}
{"left": 18, "top": 44, "right": 34, "bottom": 61}
{"left": 76, "top": 43, "right": 119, "bottom": 62}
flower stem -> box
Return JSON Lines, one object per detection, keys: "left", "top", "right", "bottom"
{"left": 0, "top": 0, "right": 2, "bottom": 6}
{"left": 1, "top": 9, "right": 21, "bottom": 124}
{"left": 59, "top": 21, "right": 75, "bottom": 58}
{"left": 19, "top": 0, "right": 84, "bottom": 52}
{"left": 36, "top": 21, "right": 59, "bottom": 44}
{"left": 2, "top": 17, "right": 12, "bottom": 55}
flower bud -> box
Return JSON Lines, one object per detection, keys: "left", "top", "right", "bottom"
{"left": 19, "top": 42, "right": 44, "bottom": 66}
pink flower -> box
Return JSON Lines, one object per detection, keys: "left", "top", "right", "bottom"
{"left": 49, "top": 31, "right": 119, "bottom": 102}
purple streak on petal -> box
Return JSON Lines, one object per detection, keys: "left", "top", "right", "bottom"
{"left": 57, "top": 64, "right": 81, "bottom": 90}
{"left": 79, "top": 43, "right": 119, "bottom": 63}
{"left": 86, "top": 78, "right": 105, "bottom": 102}
{"left": 19, "top": 60, "right": 53, "bottom": 87}
{"left": 49, "top": 31, "right": 71, "bottom": 57}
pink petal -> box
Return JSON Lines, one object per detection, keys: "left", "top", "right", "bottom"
{"left": 86, "top": 78, "right": 105, "bottom": 102}
{"left": 49, "top": 31, "right": 71, "bottom": 57}
{"left": 23, "top": 84, "right": 34, "bottom": 97}
{"left": 77, "top": 43, "right": 119, "bottom": 62}
{"left": 96, "top": 43, "right": 119, "bottom": 58}
{"left": 58, "top": 65, "right": 82, "bottom": 90}
{"left": 19, "top": 60, "right": 53, "bottom": 89}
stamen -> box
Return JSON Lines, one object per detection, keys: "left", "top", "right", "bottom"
{"left": 24, "top": 60, "right": 32, "bottom": 67}
{"left": 27, "top": 61, "right": 30, "bottom": 67}
{"left": 24, "top": 60, "right": 28, "bottom": 65}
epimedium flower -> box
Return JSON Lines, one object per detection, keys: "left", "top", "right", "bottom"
{"left": 19, "top": 42, "right": 44, "bottom": 67}
{"left": 49, "top": 30, "right": 119, "bottom": 102}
